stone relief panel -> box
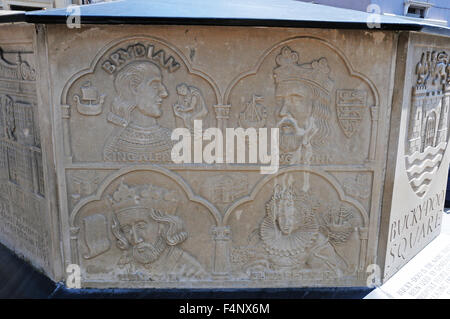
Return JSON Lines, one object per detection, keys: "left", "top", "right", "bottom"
{"left": 71, "top": 170, "right": 216, "bottom": 285}
{"left": 57, "top": 33, "right": 382, "bottom": 287}
{"left": 62, "top": 36, "right": 379, "bottom": 167}
{"left": 177, "top": 171, "right": 253, "bottom": 214}
{"left": 329, "top": 171, "right": 373, "bottom": 212}
{"left": 382, "top": 43, "right": 450, "bottom": 281}
{"left": 406, "top": 50, "right": 450, "bottom": 197}
{"left": 0, "top": 183, "right": 49, "bottom": 268}
{"left": 173, "top": 83, "right": 209, "bottom": 131}
{"left": 0, "top": 44, "right": 49, "bottom": 272}
{"left": 73, "top": 81, "right": 106, "bottom": 116}
{"left": 226, "top": 38, "right": 378, "bottom": 166}
{"left": 226, "top": 171, "right": 367, "bottom": 285}
{"left": 336, "top": 90, "right": 367, "bottom": 138}
{"left": 66, "top": 170, "right": 112, "bottom": 210}
{"left": 63, "top": 39, "right": 219, "bottom": 163}
{"left": 199, "top": 174, "right": 248, "bottom": 208}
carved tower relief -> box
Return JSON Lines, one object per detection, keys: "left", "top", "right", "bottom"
{"left": 406, "top": 50, "right": 450, "bottom": 197}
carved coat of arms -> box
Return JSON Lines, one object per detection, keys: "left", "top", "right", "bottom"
{"left": 405, "top": 51, "right": 450, "bottom": 197}
{"left": 336, "top": 90, "right": 367, "bottom": 138}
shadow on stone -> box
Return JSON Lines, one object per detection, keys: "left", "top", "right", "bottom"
{"left": 0, "top": 243, "right": 55, "bottom": 299}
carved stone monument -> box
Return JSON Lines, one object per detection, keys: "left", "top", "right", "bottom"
{"left": 0, "top": 0, "right": 448, "bottom": 288}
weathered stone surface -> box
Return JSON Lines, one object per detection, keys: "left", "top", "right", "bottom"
{"left": 0, "top": 23, "right": 448, "bottom": 288}
{"left": 378, "top": 32, "right": 450, "bottom": 282}
{"left": 0, "top": 24, "right": 53, "bottom": 278}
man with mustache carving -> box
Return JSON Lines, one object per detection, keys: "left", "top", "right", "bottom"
{"left": 273, "top": 46, "right": 333, "bottom": 165}
{"left": 109, "top": 180, "right": 207, "bottom": 281}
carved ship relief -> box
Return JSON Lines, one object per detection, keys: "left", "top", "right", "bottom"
{"left": 406, "top": 50, "right": 450, "bottom": 197}
{"left": 239, "top": 94, "right": 267, "bottom": 129}
{"left": 73, "top": 81, "right": 105, "bottom": 116}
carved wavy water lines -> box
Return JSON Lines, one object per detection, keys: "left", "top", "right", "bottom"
{"left": 406, "top": 142, "right": 446, "bottom": 164}
{"left": 413, "top": 184, "right": 431, "bottom": 198}
{"left": 409, "top": 166, "right": 438, "bottom": 187}
{"left": 406, "top": 152, "right": 443, "bottom": 175}
{"left": 405, "top": 142, "right": 447, "bottom": 197}
{"left": 408, "top": 163, "right": 438, "bottom": 178}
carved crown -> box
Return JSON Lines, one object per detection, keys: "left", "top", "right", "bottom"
{"left": 107, "top": 179, "right": 179, "bottom": 215}
{"left": 272, "top": 183, "right": 297, "bottom": 202}
{"left": 268, "top": 182, "right": 320, "bottom": 210}
{"left": 273, "top": 46, "right": 334, "bottom": 93}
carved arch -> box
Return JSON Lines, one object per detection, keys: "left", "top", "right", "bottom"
{"left": 70, "top": 165, "right": 222, "bottom": 226}
{"left": 222, "top": 167, "right": 369, "bottom": 227}
{"left": 60, "top": 35, "right": 222, "bottom": 105}
{"left": 223, "top": 35, "right": 380, "bottom": 107}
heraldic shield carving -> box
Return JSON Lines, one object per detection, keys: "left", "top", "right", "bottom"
{"left": 406, "top": 50, "right": 450, "bottom": 197}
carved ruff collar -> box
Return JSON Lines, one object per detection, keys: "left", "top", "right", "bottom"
{"left": 260, "top": 212, "right": 320, "bottom": 257}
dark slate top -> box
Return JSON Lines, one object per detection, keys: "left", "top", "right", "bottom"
{"left": 10, "top": 0, "right": 450, "bottom": 31}
{"left": 0, "top": 10, "right": 25, "bottom": 23}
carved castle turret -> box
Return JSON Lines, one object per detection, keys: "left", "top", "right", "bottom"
{"left": 408, "top": 51, "right": 450, "bottom": 154}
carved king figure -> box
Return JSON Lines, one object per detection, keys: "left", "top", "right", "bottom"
{"left": 273, "top": 46, "right": 333, "bottom": 164}
{"left": 103, "top": 61, "right": 174, "bottom": 163}
{"left": 109, "top": 180, "right": 207, "bottom": 281}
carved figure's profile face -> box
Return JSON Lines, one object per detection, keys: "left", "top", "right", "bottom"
{"left": 276, "top": 81, "right": 313, "bottom": 127}
{"left": 116, "top": 208, "right": 162, "bottom": 264}
{"left": 274, "top": 198, "right": 298, "bottom": 235}
{"left": 134, "top": 64, "right": 168, "bottom": 118}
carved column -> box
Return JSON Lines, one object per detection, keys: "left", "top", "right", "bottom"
{"left": 357, "top": 226, "right": 369, "bottom": 281}
{"left": 70, "top": 226, "right": 80, "bottom": 265}
{"left": 369, "top": 106, "right": 379, "bottom": 161}
{"left": 211, "top": 225, "right": 231, "bottom": 278}
{"left": 61, "top": 104, "right": 72, "bottom": 162}
{"left": 30, "top": 148, "right": 39, "bottom": 195}
{"left": 214, "top": 104, "right": 231, "bottom": 133}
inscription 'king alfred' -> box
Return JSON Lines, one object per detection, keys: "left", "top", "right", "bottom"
{"left": 101, "top": 43, "right": 181, "bottom": 74}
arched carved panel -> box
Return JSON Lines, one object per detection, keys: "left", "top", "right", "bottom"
{"left": 70, "top": 167, "right": 221, "bottom": 285}
{"left": 224, "top": 169, "right": 368, "bottom": 285}
{"left": 226, "top": 37, "right": 379, "bottom": 165}
{"left": 61, "top": 36, "right": 220, "bottom": 163}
